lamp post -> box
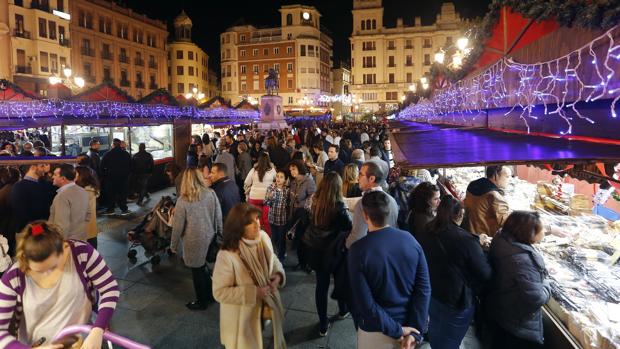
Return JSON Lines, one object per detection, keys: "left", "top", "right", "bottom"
{"left": 48, "top": 66, "right": 85, "bottom": 93}
{"left": 185, "top": 87, "right": 206, "bottom": 102}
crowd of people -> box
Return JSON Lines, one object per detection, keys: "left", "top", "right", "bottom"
{"left": 0, "top": 121, "right": 554, "bottom": 349}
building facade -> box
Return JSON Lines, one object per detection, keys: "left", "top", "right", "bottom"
{"left": 207, "top": 68, "right": 220, "bottom": 99}
{"left": 220, "top": 5, "right": 334, "bottom": 108}
{"left": 350, "top": 1, "right": 465, "bottom": 111}
{"left": 167, "top": 11, "right": 209, "bottom": 100}
{"left": 331, "top": 66, "right": 351, "bottom": 117}
{"left": 2, "top": 0, "right": 72, "bottom": 96}
{"left": 69, "top": 0, "right": 168, "bottom": 99}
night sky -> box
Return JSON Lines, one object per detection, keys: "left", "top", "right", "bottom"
{"left": 122, "top": 0, "right": 492, "bottom": 70}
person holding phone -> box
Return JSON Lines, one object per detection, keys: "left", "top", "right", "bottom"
{"left": 0, "top": 221, "right": 120, "bottom": 349}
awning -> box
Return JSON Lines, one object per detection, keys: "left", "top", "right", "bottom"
{"left": 391, "top": 122, "right": 620, "bottom": 169}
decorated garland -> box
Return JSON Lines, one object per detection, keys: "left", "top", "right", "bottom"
{"left": 432, "top": 0, "right": 620, "bottom": 83}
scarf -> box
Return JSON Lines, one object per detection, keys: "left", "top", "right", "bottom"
{"left": 239, "top": 237, "right": 287, "bottom": 349}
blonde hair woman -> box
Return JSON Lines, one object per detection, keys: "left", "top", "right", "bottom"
{"left": 171, "top": 168, "right": 223, "bottom": 310}
{"left": 342, "top": 163, "right": 362, "bottom": 198}
{"left": 213, "top": 203, "right": 286, "bottom": 349}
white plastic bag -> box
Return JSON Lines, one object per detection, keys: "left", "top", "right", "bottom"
{"left": 0, "top": 235, "right": 11, "bottom": 273}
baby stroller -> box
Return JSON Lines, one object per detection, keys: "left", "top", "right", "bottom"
{"left": 127, "top": 196, "right": 175, "bottom": 265}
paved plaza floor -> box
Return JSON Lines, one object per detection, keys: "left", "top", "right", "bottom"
{"left": 98, "top": 188, "right": 481, "bottom": 349}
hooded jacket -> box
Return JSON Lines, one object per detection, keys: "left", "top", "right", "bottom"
{"left": 463, "top": 178, "right": 510, "bottom": 236}
{"left": 486, "top": 231, "right": 550, "bottom": 344}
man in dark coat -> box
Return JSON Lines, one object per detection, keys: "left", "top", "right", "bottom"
{"left": 131, "top": 143, "right": 155, "bottom": 206}
{"left": 101, "top": 138, "right": 132, "bottom": 214}
{"left": 87, "top": 139, "right": 102, "bottom": 176}
{"left": 209, "top": 162, "right": 240, "bottom": 220}
{"left": 10, "top": 163, "right": 55, "bottom": 237}
{"left": 324, "top": 144, "right": 344, "bottom": 176}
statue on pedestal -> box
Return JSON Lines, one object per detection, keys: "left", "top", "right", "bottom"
{"left": 265, "top": 68, "right": 279, "bottom": 96}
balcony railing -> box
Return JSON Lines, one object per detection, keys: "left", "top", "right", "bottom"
{"left": 135, "top": 81, "right": 145, "bottom": 89}
{"left": 101, "top": 51, "right": 113, "bottom": 60}
{"left": 405, "top": 45, "right": 413, "bottom": 49}
{"left": 15, "top": 65, "right": 32, "bottom": 74}
{"left": 13, "top": 29, "right": 31, "bottom": 39}
{"left": 148, "top": 61, "right": 157, "bottom": 69}
{"left": 387, "top": 46, "right": 396, "bottom": 50}
{"left": 120, "top": 80, "right": 130, "bottom": 87}
{"left": 134, "top": 58, "right": 144, "bottom": 66}
{"left": 119, "top": 55, "right": 129, "bottom": 63}
{"left": 405, "top": 62, "right": 413, "bottom": 67}
{"left": 59, "top": 38, "right": 70, "bottom": 47}
{"left": 81, "top": 47, "right": 95, "bottom": 56}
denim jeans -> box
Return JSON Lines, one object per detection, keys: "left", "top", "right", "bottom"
{"left": 270, "top": 223, "right": 287, "bottom": 262}
{"left": 315, "top": 270, "right": 348, "bottom": 329}
{"left": 428, "top": 297, "right": 475, "bottom": 349}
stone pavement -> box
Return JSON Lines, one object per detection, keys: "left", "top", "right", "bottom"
{"left": 97, "top": 188, "right": 481, "bottom": 349}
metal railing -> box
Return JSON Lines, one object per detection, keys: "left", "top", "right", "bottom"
{"left": 15, "top": 66, "right": 32, "bottom": 74}
{"left": 12, "top": 29, "right": 31, "bottom": 39}
{"left": 81, "top": 47, "right": 95, "bottom": 56}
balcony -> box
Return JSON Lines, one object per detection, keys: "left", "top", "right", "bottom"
{"left": 119, "top": 55, "right": 129, "bottom": 64}
{"left": 120, "top": 80, "right": 130, "bottom": 87}
{"left": 59, "top": 38, "right": 70, "bottom": 47}
{"left": 148, "top": 61, "right": 157, "bottom": 69}
{"left": 135, "top": 81, "right": 145, "bottom": 89}
{"left": 15, "top": 65, "right": 32, "bottom": 74}
{"left": 149, "top": 83, "right": 158, "bottom": 90}
{"left": 81, "top": 47, "right": 95, "bottom": 56}
{"left": 134, "top": 58, "right": 144, "bottom": 66}
{"left": 387, "top": 46, "right": 396, "bottom": 50}
{"left": 12, "top": 29, "right": 31, "bottom": 39}
{"left": 405, "top": 62, "right": 413, "bottom": 67}
{"left": 101, "top": 51, "right": 113, "bottom": 60}
{"left": 405, "top": 45, "right": 413, "bottom": 49}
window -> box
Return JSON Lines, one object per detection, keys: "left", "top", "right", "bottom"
{"left": 40, "top": 52, "right": 49, "bottom": 72}
{"left": 59, "top": 56, "right": 66, "bottom": 69}
{"left": 286, "top": 14, "right": 293, "bottom": 26}
{"left": 363, "top": 56, "right": 376, "bottom": 68}
{"left": 120, "top": 69, "right": 128, "bottom": 83}
{"left": 300, "top": 45, "right": 306, "bottom": 56}
{"left": 241, "top": 65, "right": 246, "bottom": 74}
{"left": 274, "top": 63, "right": 279, "bottom": 72}
{"left": 117, "top": 24, "right": 128, "bottom": 40}
{"left": 188, "top": 66, "right": 194, "bottom": 76}
{"left": 147, "top": 34, "right": 156, "bottom": 47}
{"left": 406, "top": 39, "right": 413, "bottom": 49}
{"left": 83, "top": 62, "right": 92, "bottom": 77}
{"left": 263, "top": 64, "right": 268, "bottom": 73}
{"left": 287, "top": 63, "right": 293, "bottom": 72}
{"left": 226, "top": 49, "right": 230, "bottom": 59}
{"left": 78, "top": 10, "right": 92, "bottom": 29}
{"left": 288, "top": 97, "right": 294, "bottom": 104}
{"left": 287, "top": 46, "right": 293, "bottom": 54}
{"left": 177, "top": 66, "right": 184, "bottom": 75}
{"left": 253, "top": 65, "right": 259, "bottom": 74}
{"left": 263, "top": 48, "right": 268, "bottom": 56}
{"left": 177, "top": 83, "right": 184, "bottom": 94}
{"left": 365, "top": 19, "right": 371, "bottom": 30}
{"left": 287, "top": 79, "right": 293, "bottom": 89}
{"left": 386, "top": 92, "right": 398, "bottom": 100}
{"left": 406, "top": 55, "right": 413, "bottom": 66}
{"left": 363, "top": 74, "right": 376, "bottom": 84}
{"left": 274, "top": 47, "right": 279, "bottom": 55}
{"left": 188, "top": 83, "right": 195, "bottom": 91}
{"left": 351, "top": 58, "right": 355, "bottom": 67}
{"left": 362, "top": 41, "right": 375, "bottom": 51}
{"left": 240, "top": 50, "right": 246, "bottom": 57}
{"left": 424, "top": 54, "right": 431, "bottom": 65}
{"left": 57, "top": 0, "right": 64, "bottom": 11}
{"left": 240, "top": 34, "right": 246, "bottom": 42}
{"left": 423, "top": 38, "right": 432, "bottom": 48}
{"left": 38, "top": 18, "right": 47, "bottom": 38}
{"left": 388, "top": 73, "right": 395, "bottom": 83}
{"left": 361, "top": 20, "right": 365, "bottom": 30}
{"left": 241, "top": 82, "right": 246, "bottom": 92}
{"left": 252, "top": 49, "right": 258, "bottom": 56}
{"left": 372, "top": 19, "right": 376, "bottom": 29}
{"left": 136, "top": 71, "right": 143, "bottom": 84}
{"left": 308, "top": 45, "right": 315, "bottom": 57}
{"left": 406, "top": 73, "right": 412, "bottom": 83}
{"left": 388, "top": 41, "right": 395, "bottom": 50}
{"left": 176, "top": 50, "right": 183, "bottom": 59}
{"left": 253, "top": 80, "right": 259, "bottom": 90}
{"left": 46, "top": 21, "right": 57, "bottom": 40}
{"left": 103, "top": 66, "right": 111, "bottom": 81}
{"left": 188, "top": 51, "right": 194, "bottom": 60}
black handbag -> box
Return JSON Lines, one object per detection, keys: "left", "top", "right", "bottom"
{"left": 206, "top": 231, "right": 222, "bottom": 263}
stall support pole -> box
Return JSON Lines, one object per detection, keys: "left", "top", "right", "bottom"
{"left": 60, "top": 123, "right": 66, "bottom": 156}
{"left": 127, "top": 126, "right": 132, "bottom": 156}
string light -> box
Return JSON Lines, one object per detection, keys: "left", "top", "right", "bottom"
{"left": 399, "top": 25, "right": 620, "bottom": 134}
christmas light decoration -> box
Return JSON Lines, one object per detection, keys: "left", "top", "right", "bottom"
{"left": 399, "top": 25, "right": 620, "bottom": 134}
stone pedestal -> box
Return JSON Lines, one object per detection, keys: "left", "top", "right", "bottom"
{"left": 258, "top": 95, "right": 288, "bottom": 130}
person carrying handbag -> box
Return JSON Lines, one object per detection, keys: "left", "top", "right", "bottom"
{"left": 302, "top": 172, "right": 352, "bottom": 337}
{"left": 287, "top": 161, "right": 316, "bottom": 272}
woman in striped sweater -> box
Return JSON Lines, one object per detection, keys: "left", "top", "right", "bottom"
{"left": 0, "top": 221, "right": 119, "bottom": 349}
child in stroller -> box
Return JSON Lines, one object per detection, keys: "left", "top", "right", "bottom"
{"left": 127, "top": 196, "right": 175, "bottom": 265}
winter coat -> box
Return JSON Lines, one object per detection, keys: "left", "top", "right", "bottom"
{"left": 303, "top": 201, "right": 352, "bottom": 272}
{"left": 244, "top": 167, "right": 276, "bottom": 201}
{"left": 464, "top": 178, "right": 510, "bottom": 236}
{"left": 49, "top": 183, "right": 91, "bottom": 241}
{"left": 417, "top": 222, "right": 491, "bottom": 310}
{"left": 268, "top": 146, "right": 290, "bottom": 171}
{"left": 171, "top": 188, "right": 223, "bottom": 268}
{"left": 100, "top": 147, "right": 131, "bottom": 179}
{"left": 408, "top": 211, "right": 434, "bottom": 239}
{"left": 289, "top": 174, "right": 316, "bottom": 211}
{"left": 131, "top": 150, "right": 154, "bottom": 175}
{"left": 211, "top": 177, "right": 241, "bottom": 219}
{"left": 236, "top": 152, "right": 253, "bottom": 184}
{"left": 84, "top": 186, "right": 100, "bottom": 240}
{"left": 212, "top": 231, "right": 285, "bottom": 349}
{"left": 486, "top": 231, "right": 550, "bottom": 344}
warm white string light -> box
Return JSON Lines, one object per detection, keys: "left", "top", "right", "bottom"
{"left": 400, "top": 25, "right": 620, "bottom": 134}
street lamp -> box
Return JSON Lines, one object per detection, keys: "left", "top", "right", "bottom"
{"left": 434, "top": 50, "right": 445, "bottom": 64}
{"left": 456, "top": 37, "right": 469, "bottom": 51}
{"left": 48, "top": 66, "right": 85, "bottom": 92}
{"left": 408, "top": 84, "right": 417, "bottom": 93}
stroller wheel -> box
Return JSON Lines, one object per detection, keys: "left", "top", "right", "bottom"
{"left": 127, "top": 249, "right": 138, "bottom": 259}
{"left": 151, "top": 255, "right": 161, "bottom": 265}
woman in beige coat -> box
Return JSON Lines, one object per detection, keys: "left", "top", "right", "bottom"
{"left": 213, "top": 203, "right": 286, "bottom": 349}
{"left": 75, "top": 166, "right": 100, "bottom": 248}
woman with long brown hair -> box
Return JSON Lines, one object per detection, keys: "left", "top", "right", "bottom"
{"left": 303, "top": 172, "right": 352, "bottom": 336}
{"left": 75, "top": 166, "right": 100, "bottom": 249}
{"left": 212, "top": 203, "right": 286, "bottom": 349}
{"left": 244, "top": 152, "right": 276, "bottom": 236}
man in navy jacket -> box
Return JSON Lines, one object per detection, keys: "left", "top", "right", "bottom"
{"left": 348, "top": 191, "right": 431, "bottom": 348}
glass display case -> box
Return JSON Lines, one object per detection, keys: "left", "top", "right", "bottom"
{"left": 129, "top": 124, "right": 173, "bottom": 160}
